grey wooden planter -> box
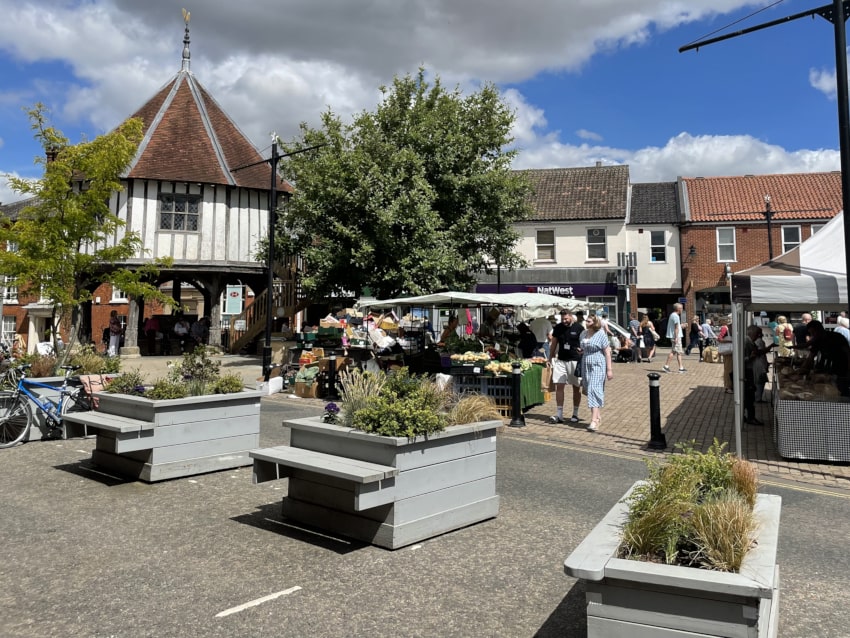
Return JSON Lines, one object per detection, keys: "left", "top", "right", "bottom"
{"left": 63, "top": 390, "right": 263, "bottom": 482}
{"left": 564, "top": 482, "right": 781, "bottom": 638}
{"left": 251, "top": 417, "right": 501, "bottom": 549}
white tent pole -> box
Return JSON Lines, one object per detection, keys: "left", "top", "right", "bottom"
{"left": 732, "top": 302, "right": 744, "bottom": 458}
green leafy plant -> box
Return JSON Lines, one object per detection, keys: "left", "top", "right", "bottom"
{"left": 338, "top": 369, "right": 388, "bottom": 428}
{"left": 68, "top": 344, "right": 121, "bottom": 375}
{"left": 214, "top": 373, "right": 245, "bottom": 395}
{"left": 145, "top": 378, "right": 190, "bottom": 400}
{"left": 619, "top": 439, "right": 759, "bottom": 572}
{"left": 104, "top": 369, "right": 146, "bottom": 395}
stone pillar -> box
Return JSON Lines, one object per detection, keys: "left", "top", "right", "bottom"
{"left": 120, "top": 296, "right": 141, "bottom": 358}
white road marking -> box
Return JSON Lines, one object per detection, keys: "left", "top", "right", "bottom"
{"left": 215, "top": 586, "right": 302, "bottom": 618}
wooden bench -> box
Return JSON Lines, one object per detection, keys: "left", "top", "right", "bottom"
{"left": 250, "top": 446, "right": 398, "bottom": 512}
{"left": 62, "top": 411, "right": 155, "bottom": 440}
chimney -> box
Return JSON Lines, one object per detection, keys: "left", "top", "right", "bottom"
{"left": 595, "top": 161, "right": 602, "bottom": 168}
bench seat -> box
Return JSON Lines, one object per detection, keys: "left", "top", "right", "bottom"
{"left": 62, "top": 410, "right": 155, "bottom": 435}
{"left": 250, "top": 446, "right": 398, "bottom": 511}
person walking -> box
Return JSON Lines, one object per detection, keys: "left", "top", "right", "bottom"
{"left": 628, "top": 312, "right": 642, "bottom": 362}
{"left": 549, "top": 309, "right": 583, "bottom": 424}
{"left": 662, "top": 303, "right": 686, "bottom": 373}
{"left": 579, "top": 314, "right": 613, "bottom": 432}
{"left": 773, "top": 315, "right": 793, "bottom": 357}
{"left": 701, "top": 317, "right": 716, "bottom": 347}
{"left": 685, "top": 316, "right": 704, "bottom": 359}
{"left": 173, "top": 316, "right": 191, "bottom": 353}
{"left": 107, "top": 310, "right": 123, "bottom": 357}
{"left": 640, "top": 316, "right": 657, "bottom": 362}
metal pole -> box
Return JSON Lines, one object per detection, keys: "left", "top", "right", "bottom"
{"left": 833, "top": 0, "right": 850, "bottom": 320}
{"left": 764, "top": 196, "right": 774, "bottom": 260}
{"left": 647, "top": 372, "right": 666, "bottom": 450}
{"left": 262, "top": 142, "right": 278, "bottom": 382}
{"left": 508, "top": 361, "right": 526, "bottom": 427}
{"left": 326, "top": 354, "right": 339, "bottom": 400}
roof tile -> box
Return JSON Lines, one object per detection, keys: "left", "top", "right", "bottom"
{"left": 629, "top": 182, "right": 680, "bottom": 225}
{"left": 683, "top": 172, "right": 841, "bottom": 222}
{"left": 517, "top": 165, "right": 629, "bottom": 221}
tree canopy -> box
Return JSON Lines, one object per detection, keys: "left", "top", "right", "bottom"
{"left": 0, "top": 104, "right": 172, "bottom": 355}
{"left": 275, "top": 69, "right": 533, "bottom": 301}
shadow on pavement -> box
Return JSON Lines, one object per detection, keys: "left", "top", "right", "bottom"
{"left": 53, "top": 460, "right": 135, "bottom": 487}
{"left": 230, "top": 502, "right": 369, "bottom": 555}
{"left": 533, "top": 581, "right": 588, "bottom": 637}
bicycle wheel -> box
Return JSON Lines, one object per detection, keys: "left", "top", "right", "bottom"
{"left": 0, "top": 392, "right": 33, "bottom": 448}
{"left": 61, "top": 388, "right": 93, "bottom": 415}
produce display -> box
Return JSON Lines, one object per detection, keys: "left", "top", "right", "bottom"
{"left": 775, "top": 357, "right": 843, "bottom": 400}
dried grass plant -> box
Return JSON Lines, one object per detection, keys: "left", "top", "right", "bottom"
{"left": 688, "top": 491, "right": 758, "bottom": 571}
{"left": 338, "top": 368, "right": 387, "bottom": 428}
{"left": 447, "top": 393, "right": 503, "bottom": 426}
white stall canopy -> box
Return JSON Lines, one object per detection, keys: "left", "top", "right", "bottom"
{"left": 731, "top": 212, "right": 847, "bottom": 311}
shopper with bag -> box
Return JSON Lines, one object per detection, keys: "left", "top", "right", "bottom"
{"left": 774, "top": 315, "right": 794, "bottom": 357}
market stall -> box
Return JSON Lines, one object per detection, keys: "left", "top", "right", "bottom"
{"left": 731, "top": 212, "right": 848, "bottom": 461}
{"left": 357, "top": 291, "right": 597, "bottom": 411}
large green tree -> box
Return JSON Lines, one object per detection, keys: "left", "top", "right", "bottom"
{"left": 275, "top": 69, "right": 533, "bottom": 301}
{"left": 1, "top": 104, "right": 172, "bottom": 359}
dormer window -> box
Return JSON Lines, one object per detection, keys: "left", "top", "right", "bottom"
{"left": 159, "top": 194, "right": 200, "bottom": 231}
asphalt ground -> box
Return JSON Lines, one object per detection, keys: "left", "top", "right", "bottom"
{"left": 2, "top": 401, "right": 850, "bottom": 637}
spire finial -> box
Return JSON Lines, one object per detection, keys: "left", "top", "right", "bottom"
{"left": 181, "top": 8, "right": 191, "bottom": 71}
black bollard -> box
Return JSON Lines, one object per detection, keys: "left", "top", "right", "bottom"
{"left": 326, "top": 354, "right": 339, "bottom": 400}
{"left": 647, "top": 372, "right": 667, "bottom": 450}
{"left": 508, "top": 361, "right": 526, "bottom": 428}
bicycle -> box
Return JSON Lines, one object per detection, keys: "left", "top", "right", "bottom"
{"left": 0, "top": 364, "right": 92, "bottom": 448}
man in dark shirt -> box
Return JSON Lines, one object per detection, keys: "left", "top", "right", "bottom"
{"left": 793, "top": 312, "right": 813, "bottom": 349}
{"left": 549, "top": 309, "right": 584, "bottom": 424}
{"left": 799, "top": 320, "right": 850, "bottom": 396}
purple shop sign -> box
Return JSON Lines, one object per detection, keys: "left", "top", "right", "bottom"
{"left": 476, "top": 283, "right": 617, "bottom": 297}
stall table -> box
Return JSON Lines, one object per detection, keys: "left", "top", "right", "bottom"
{"left": 449, "top": 364, "right": 545, "bottom": 415}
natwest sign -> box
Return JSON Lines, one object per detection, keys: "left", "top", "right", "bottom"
{"left": 531, "top": 285, "right": 574, "bottom": 297}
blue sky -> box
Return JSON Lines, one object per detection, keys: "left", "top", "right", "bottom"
{"left": 0, "top": 1, "right": 844, "bottom": 205}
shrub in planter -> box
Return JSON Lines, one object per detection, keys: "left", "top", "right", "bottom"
{"left": 68, "top": 344, "right": 121, "bottom": 375}
{"left": 619, "top": 439, "right": 759, "bottom": 572}
{"left": 105, "top": 348, "right": 244, "bottom": 399}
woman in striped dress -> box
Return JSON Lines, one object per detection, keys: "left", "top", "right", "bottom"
{"left": 580, "top": 314, "right": 614, "bottom": 432}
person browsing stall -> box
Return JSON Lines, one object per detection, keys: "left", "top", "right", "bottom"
{"left": 794, "top": 320, "right": 850, "bottom": 397}
{"left": 516, "top": 322, "right": 538, "bottom": 358}
{"left": 438, "top": 315, "right": 459, "bottom": 345}
{"left": 549, "top": 309, "right": 584, "bottom": 424}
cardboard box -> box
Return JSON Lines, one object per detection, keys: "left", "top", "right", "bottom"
{"left": 256, "top": 376, "right": 283, "bottom": 396}
{"left": 318, "top": 356, "right": 349, "bottom": 373}
{"left": 295, "top": 381, "right": 320, "bottom": 399}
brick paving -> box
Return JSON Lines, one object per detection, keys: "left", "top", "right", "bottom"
{"left": 506, "top": 352, "right": 850, "bottom": 491}
{"left": 129, "top": 351, "right": 850, "bottom": 491}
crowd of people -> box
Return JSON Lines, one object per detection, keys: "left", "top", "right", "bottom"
{"left": 102, "top": 312, "right": 211, "bottom": 356}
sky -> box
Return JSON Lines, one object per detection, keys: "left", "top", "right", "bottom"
{"left": 0, "top": 0, "right": 845, "bottom": 205}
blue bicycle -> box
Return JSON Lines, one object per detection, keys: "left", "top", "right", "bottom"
{"left": 0, "top": 364, "right": 92, "bottom": 448}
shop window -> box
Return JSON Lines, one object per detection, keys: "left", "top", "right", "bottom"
{"left": 649, "top": 230, "right": 666, "bottom": 262}
{"left": 159, "top": 194, "right": 200, "bottom": 231}
{"left": 536, "top": 229, "right": 555, "bottom": 261}
{"left": 1, "top": 316, "right": 15, "bottom": 347}
{"left": 586, "top": 228, "right": 607, "bottom": 260}
{"left": 2, "top": 277, "right": 17, "bottom": 303}
{"left": 781, "top": 225, "right": 801, "bottom": 253}
{"left": 716, "top": 227, "right": 736, "bottom": 262}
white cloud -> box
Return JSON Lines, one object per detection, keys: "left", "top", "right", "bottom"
{"left": 514, "top": 132, "right": 841, "bottom": 182}
{"left": 576, "top": 129, "right": 603, "bottom": 142}
{"left": 810, "top": 67, "right": 837, "bottom": 100}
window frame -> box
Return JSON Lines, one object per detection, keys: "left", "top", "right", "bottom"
{"left": 1, "top": 316, "right": 15, "bottom": 347}
{"left": 716, "top": 227, "right": 737, "bottom": 263}
{"left": 781, "top": 225, "right": 801, "bottom": 254}
{"left": 159, "top": 193, "right": 201, "bottom": 233}
{"left": 2, "top": 276, "right": 17, "bottom": 304}
{"left": 649, "top": 230, "right": 666, "bottom": 263}
{"left": 111, "top": 287, "right": 127, "bottom": 303}
{"left": 586, "top": 227, "right": 607, "bottom": 261}
{"left": 535, "top": 229, "right": 556, "bottom": 262}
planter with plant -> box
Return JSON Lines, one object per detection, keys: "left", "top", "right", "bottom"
{"left": 64, "top": 347, "right": 264, "bottom": 482}
{"left": 564, "top": 440, "right": 781, "bottom": 638}
{"left": 251, "top": 367, "right": 504, "bottom": 549}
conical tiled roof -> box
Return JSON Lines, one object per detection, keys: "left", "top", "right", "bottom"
{"left": 123, "top": 22, "right": 289, "bottom": 192}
